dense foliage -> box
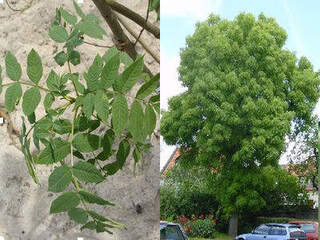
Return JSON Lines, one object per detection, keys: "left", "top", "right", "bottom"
{"left": 161, "top": 13, "right": 319, "bottom": 217}
{"left": 0, "top": 1, "right": 159, "bottom": 234}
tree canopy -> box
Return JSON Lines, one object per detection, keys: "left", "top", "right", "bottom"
{"left": 161, "top": 13, "right": 320, "bottom": 217}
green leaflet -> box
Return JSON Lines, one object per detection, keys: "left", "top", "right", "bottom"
{"left": 76, "top": 17, "right": 106, "bottom": 39}
{"left": 70, "top": 74, "right": 85, "bottom": 94}
{"left": 114, "top": 55, "right": 143, "bottom": 93}
{"left": 73, "top": 133, "right": 100, "bottom": 153}
{"left": 103, "top": 139, "right": 130, "bottom": 175}
{"left": 72, "top": 161, "right": 105, "bottom": 183}
{"left": 49, "top": 25, "right": 68, "bottom": 43}
{"left": 82, "top": 93, "right": 94, "bottom": 118}
{"left": 84, "top": 55, "right": 103, "bottom": 91}
{"left": 46, "top": 70, "right": 60, "bottom": 91}
{"left": 79, "top": 190, "right": 115, "bottom": 206}
{"left": 73, "top": 0, "right": 85, "bottom": 19}
{"left": 112, "top": 95, "right": 128, "bottom": 137}
{"left": 149, "top": 94, "right": 160, "bottom": 103}
{"left": 59, "top": 8, "right": 77, "bottom": 25}
{"left": 50, "top": 192, "right": 80, "bottom": 213}
{"left": 97, "top": 129, "right": 115, "bottom": 161}
{"left": 48, "top": 165, "right": 72, "bottom": 192}
{"left": 44, "top": 93, "right": 54, "bottom": 111}
{"left": 144, "top": 104, "right": 157, "bottom": 137}
{"left": 69, "top": 50, "right": 80, "bottom": 66}
{"left": 81, "top": 221, "right": 97, "bottom": 231}
{"left": 27, "top": 49, "right": 43, "bottom": 84}
{"left": 128, "top": 100, "right": 145, "bottom": 143}
{"left": 5, "top": 51, "right": 22, "bottom": 81}
{"left": 102, "top": 47, "right": 119, "bottom": 63}
{"left": 68, "top": 208, "right": 88, "bottom": 224}
{"left": 54, "top": 51, "right": 67, "bottom": 66}
{"left": 116, "top": 139, "right": 130, "bottom": 170}
{"left": 65, "top": 29, "right": 83, "bottom": 51}
{"left": 22, "top": 87, "right": 41, "bottom": 116}
{"left": 94, "top": 90, "right": 109, "bottom": 123}
{"left": 136, "top": 73, "right": 160, "bottom": 99}
{"left": 101, "top": 53, "right": 120, "bottom": 89}
{"left": 36, "top": 138, "right": 70, "bottom": 164}
{"left": 53, "top": 119, "right": 72, "bottom": 134}
{"left": 5, "top": 82, "right": 22, "bottom": 113}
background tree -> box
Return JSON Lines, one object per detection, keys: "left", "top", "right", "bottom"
{"left": 161, "top": 13, "right": 320, "bottom": 236}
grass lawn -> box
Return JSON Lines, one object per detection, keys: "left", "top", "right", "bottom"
{"left": 190, "top": 232, "right": 233, "bottom": 240}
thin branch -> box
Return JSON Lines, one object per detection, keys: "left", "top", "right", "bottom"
{"left": 104, "top": 0, "right": 160, "bottom": 39}
{"left": 117, "top": 15, "right": 160, "bottom": 64}
{"left": 83, "top": 40, "right": 113, "bottom": 48}
{"left": 91, "top": 0, "right": 154, "bottom": 77}
{"left": 133, "top": 0, "right": 150, "bottom": 47}
{"left": 2, "top": 81, "right": 50, "bottom": 92}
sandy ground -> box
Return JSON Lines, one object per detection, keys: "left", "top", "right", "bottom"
{"left": 0, "top": 0, "right": 160, "bottom": 239}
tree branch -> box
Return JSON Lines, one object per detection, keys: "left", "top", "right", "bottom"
{"left": 117, "top": 15, "right": 160, "bottom": 64}
{"left": 91, "top": 0, "right": 154, "bottom": 77}
{"left": 104, "top": 0, "right": 160, "bottom": 39}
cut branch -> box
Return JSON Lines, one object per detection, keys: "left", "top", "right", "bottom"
{"left": 104, "top": 0, "right": 160, "bottom": 39}
{"left": 91, "top": 0, "right": 154, "bottom": 77}
{"left": 117, "top": 15, "right": 160, "bottom": 64}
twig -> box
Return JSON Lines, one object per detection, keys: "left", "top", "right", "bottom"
{"left": 83, "top": 40, "right": 113, "bottom": 48}
{"left": 104, "top": 0, "right": 160, "bottom": 39}
{"left": 133, "top": 0, "right": 150, "bottom": 47}
{"left": 91, "top": 0, "right": 154, "bottom": 77}
{"left": 117, "top": 15, "right": 160, "bottom": 64}
{"left": 5, "top": 0, "right": 34, "bottom": 12}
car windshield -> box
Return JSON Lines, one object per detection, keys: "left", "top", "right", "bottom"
{"left": 300, "top": 224, "right": 315, "bottom": 233}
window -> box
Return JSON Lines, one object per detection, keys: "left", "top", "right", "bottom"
{"left": 254, "top": 225, "right": 270, "bottom": 235}
{"left": 300, "top": 224, "right": 315, "bottom": 233}
{"left": 269, "top": 226, "right": 287, "bottom": 235}
{"left": 160, "top": 225, "right": 185, "bottom": 240}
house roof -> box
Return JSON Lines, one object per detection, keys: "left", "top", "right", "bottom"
{"left": 160, "top": 147, "right": 180, "bottom": 176}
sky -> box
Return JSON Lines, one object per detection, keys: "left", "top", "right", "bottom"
{"left": 160, "top": 0, "right": 320, "bottom": 170}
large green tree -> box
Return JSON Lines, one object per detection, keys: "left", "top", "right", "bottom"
{"left": 161, "top": 13, "right": 320, "bottom": 235}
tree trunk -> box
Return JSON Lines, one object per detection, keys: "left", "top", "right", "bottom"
{"left": 228, "top": 213, "right": 238, "bottom": 237}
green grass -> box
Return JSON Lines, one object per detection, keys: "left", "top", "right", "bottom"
{"left": 190, "top": 232, "right": 232, "bottom": 240}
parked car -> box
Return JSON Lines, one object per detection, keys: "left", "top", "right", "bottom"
{"left": 289, "top": 221, "right": 318, "bottom": 240}
{"left": 235, "top": 223, "right": 306, "bottom": 240}
{"left": 160, "top": 221, "right": 189, "bottom": 240}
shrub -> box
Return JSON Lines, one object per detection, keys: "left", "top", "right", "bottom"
{"left": 185, "top": 218, "right": 216, "bottom": 238}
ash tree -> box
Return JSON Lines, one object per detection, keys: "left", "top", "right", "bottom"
{"left": 161, "top": 13, "right": 320, "bottom": 235}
